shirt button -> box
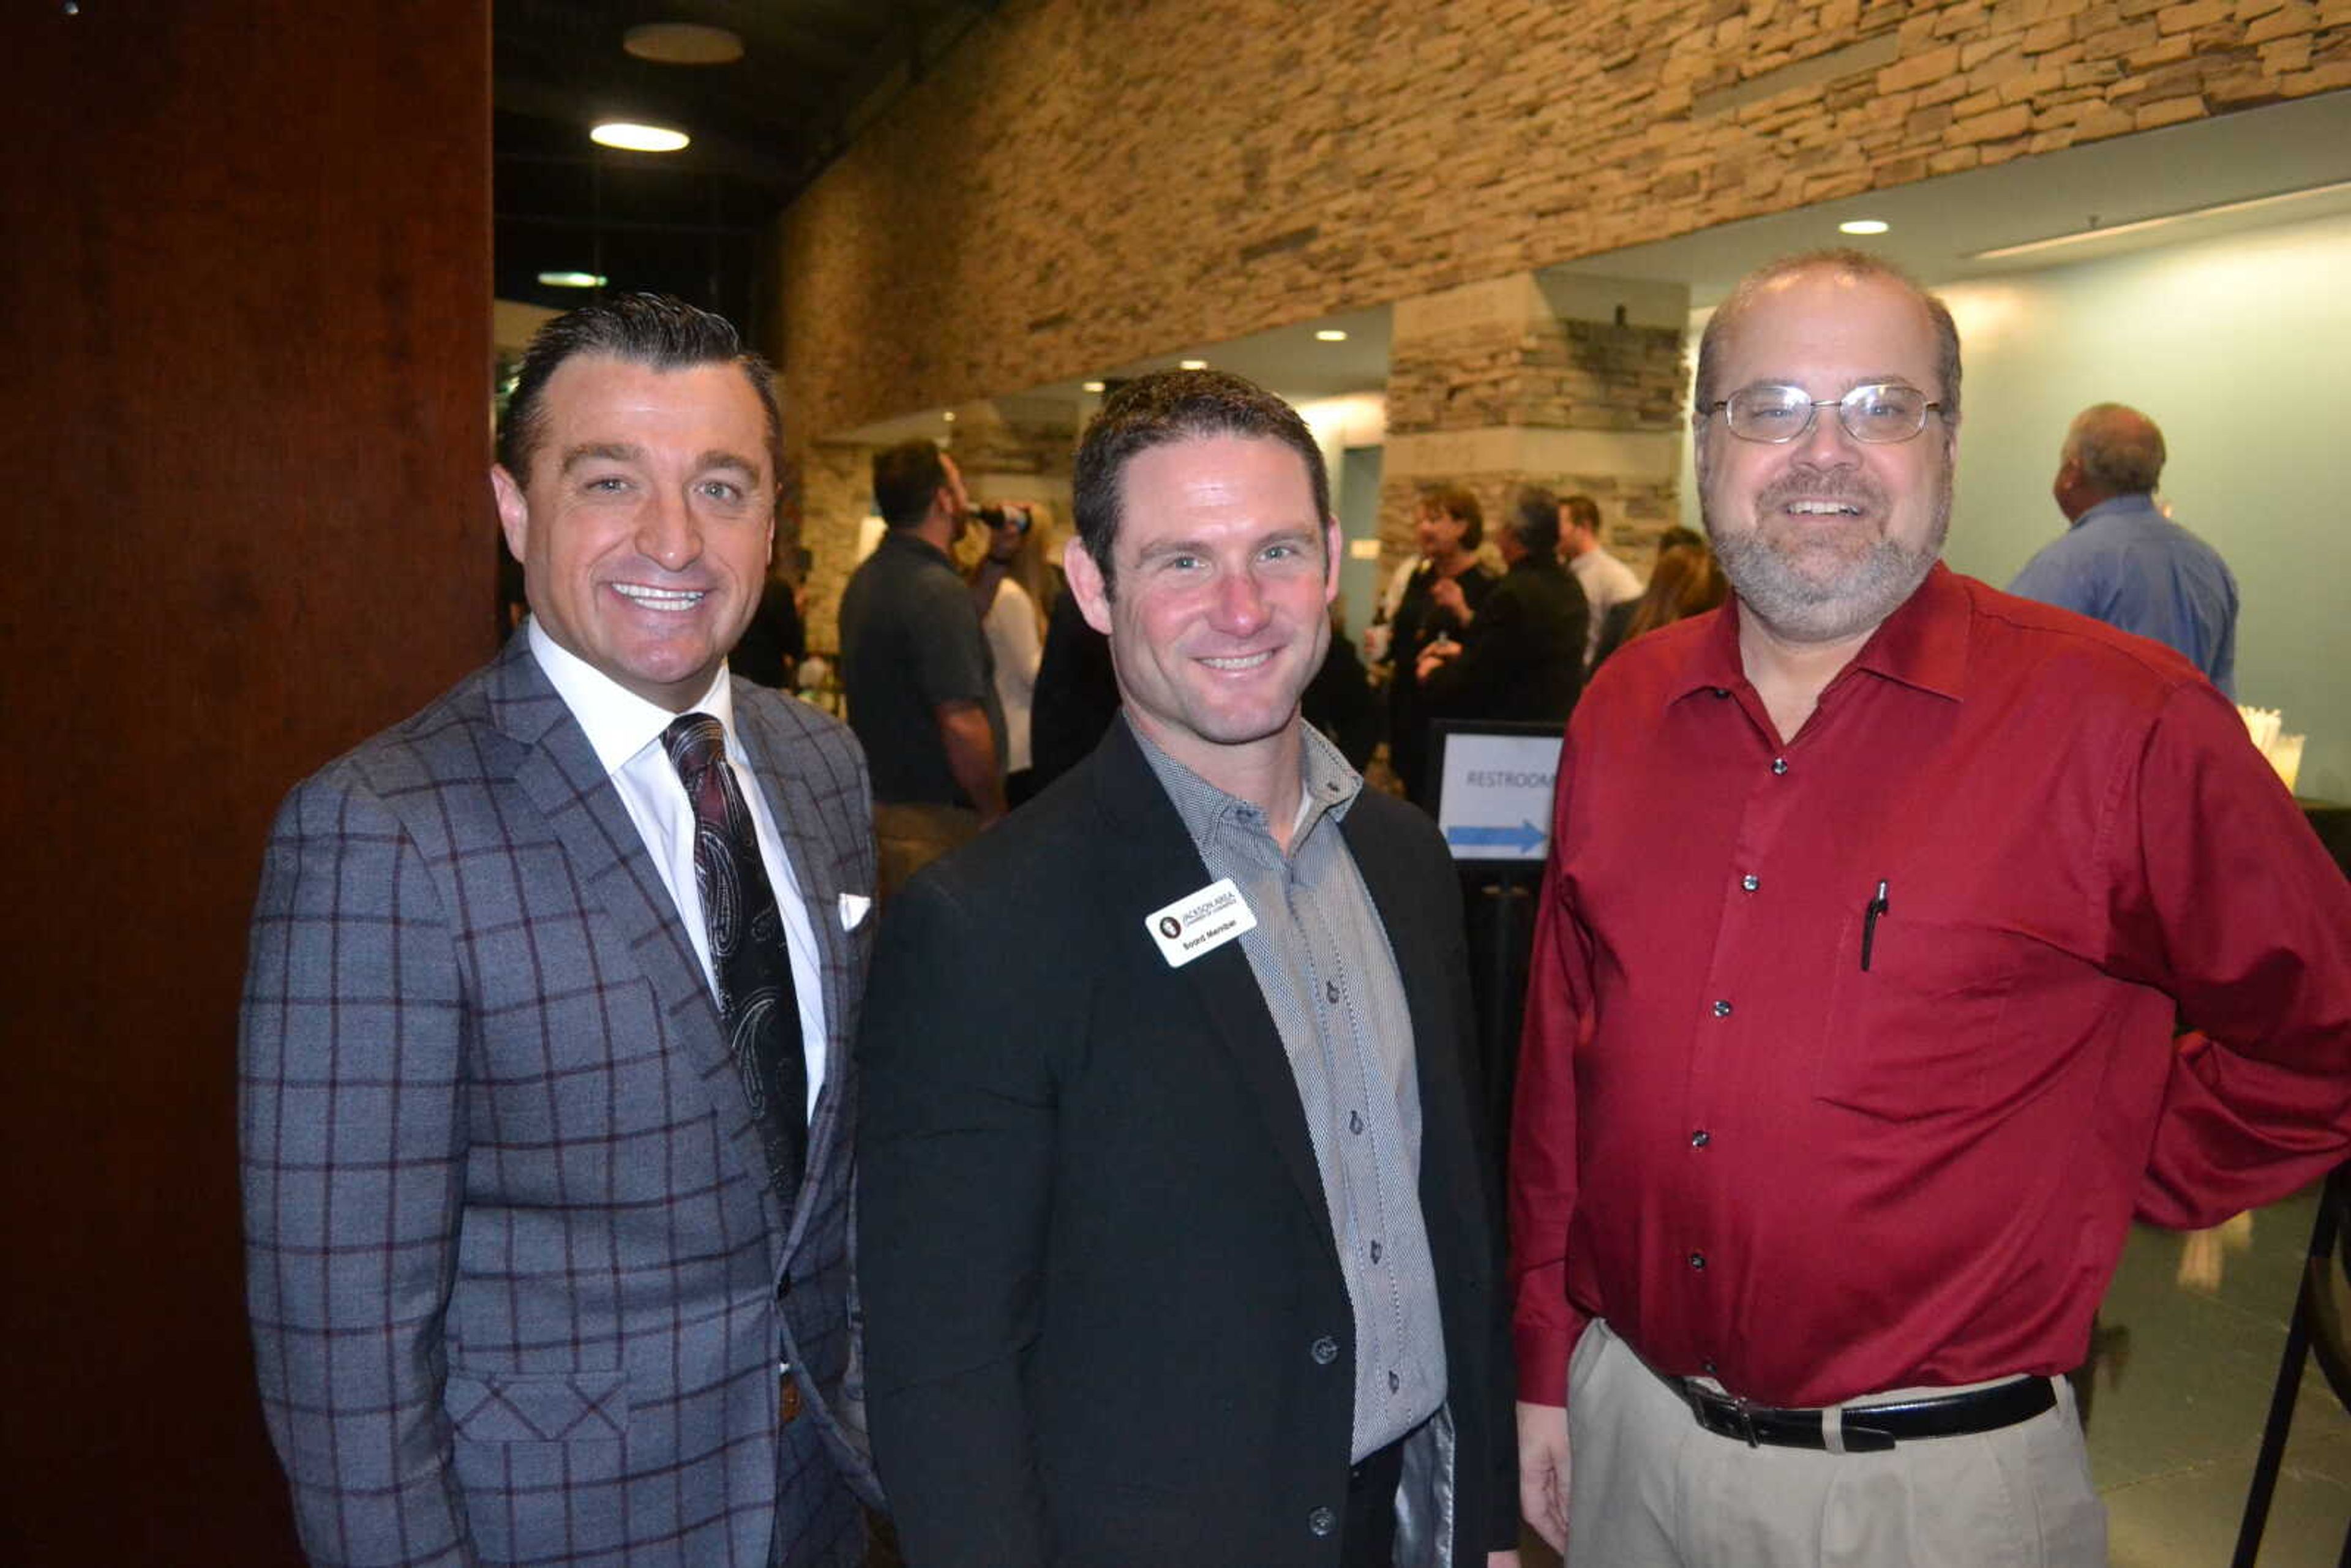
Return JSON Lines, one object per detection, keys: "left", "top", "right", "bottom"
{"left": 1309, "top": 1506, "right": 1338, "bottom": 1537}
{"left": 1771, "top": 757, "right": 1789, "bottom": 775}
{"left": 1741, "top": 873, "right": 1760, "bottom": 893}
{"left": 1388, "top": 1369, "right": 1401, "bottom": 1392}
{"left": 1369, "top": 1240, "right": 1383, "bottom": 1264}
{"left": 1689, "top": 1251, "right": 1707, "bottom": 1270}
{"left": 1712, "top": 999, "right": 1733, "bottom": 1018}
{"left": 1711, "top": 686, "right": 1730, "bottom": 699}
{"left": 1349, "top": 1110, "right": 1364, "bottom": 1135}
{"left": 1311, "top": 1335, "right": 1340, "bottom": 1366}
{"left": 1691, "top": 1129, "right": 1710, "bottom": 1148}
{"left": 1325, "top": 980, "right": 1340, "bottom": 1004}
{"left": 1704, "top": 1358, "right": 1719, "bottom": 1375}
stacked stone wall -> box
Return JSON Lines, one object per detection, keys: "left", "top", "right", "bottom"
{"left": 774, "top": 0, "right": 2347, "bottom": 443}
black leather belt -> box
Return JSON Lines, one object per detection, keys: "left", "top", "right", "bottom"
{"left": 1665, "top": 1371, "right": 2055, "bottom": 1454}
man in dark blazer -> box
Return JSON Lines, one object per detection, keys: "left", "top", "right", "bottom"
{"left": 1419, "top": 487, "right": 1588, "bottom": 726}
{"left": 240, "top": 296, "right": 879, "bottom": 1566}
{"left": 858, "top": 369, "right": 1517, "bottom": 1568}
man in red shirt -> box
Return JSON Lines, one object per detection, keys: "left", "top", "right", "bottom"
{"left": 1510, "top": 250, "right": 2351, "bottom": 1567}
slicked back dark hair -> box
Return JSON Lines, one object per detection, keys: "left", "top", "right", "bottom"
{"left": 1072, "top": 369, "right": 1330, "bottom": 598}
{"left": 497, "top": 293, "right": 780, "bottom": 482}
{"left": 871, "top": 440, "right": 950, "bottom": 530}
{"left": 1509, "top": 487, "right": 1562, "bottom": 557}
{"left": 1694, "top": 248, "right": 1961, "bottom": 429}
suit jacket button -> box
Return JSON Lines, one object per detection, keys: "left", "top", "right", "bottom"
{"left": 1311, "top": 1335, "right": 1339, "bottom": 1366}
{"left": 1308, "top": 1506, "right": 1337, "bottom": 1537}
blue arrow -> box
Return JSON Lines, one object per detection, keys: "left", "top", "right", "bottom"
{"left": 1445, "top": 820, "right": 1547, "bottom": 853}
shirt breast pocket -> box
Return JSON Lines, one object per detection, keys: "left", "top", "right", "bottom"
{"left": 1815, "top": 915, "right": 2029, "bottom": 1120}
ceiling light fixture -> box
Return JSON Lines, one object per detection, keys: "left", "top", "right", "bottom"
{"left": 591, "top": 121, "right": 691, "bottom": 153}
{"left": 537, "top": 271, "right": 606, "bottom": 288}
{"left": 1314, "top": 329, "right": 1349, "bottom": 342}
{"left": 1082, "top": 380, "right": 1106, "bottom": 393}
{"left": 1968, "top": 180, "right": 2351, "bottom": 260}
{"left": 622, "top": 22, "right": 744, "bottom": 66}
{"left": 942, "top": 411, "right": 956, "bottom": 422}
{"left": 1179, "top": 359, "right": 1207, "bottom": 370}
{"left": 1839, "top": 219, "right": 1890, "bottom": 236}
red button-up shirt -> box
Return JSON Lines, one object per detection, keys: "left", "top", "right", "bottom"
{"left": 1510, "top": 564, "right": 2351, "bottom": 1409}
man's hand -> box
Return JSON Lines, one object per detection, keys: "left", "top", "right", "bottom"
{"left": 1517, "top": 1400, "right": 1570, "bottom": 1553}
{"left": 1416, "top": 636, "right": 1461, "bottom": 683}
{"left": 1487, "top": 1551, "right": 1524, "bottom": 1567}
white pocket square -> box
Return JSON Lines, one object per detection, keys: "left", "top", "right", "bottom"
{"left": 838, "top": 893, "right": 873, "bottom": 931}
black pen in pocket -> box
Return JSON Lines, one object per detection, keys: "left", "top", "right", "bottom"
{"left": 1861, "top": 879, "right": 1890, "bottom": 971}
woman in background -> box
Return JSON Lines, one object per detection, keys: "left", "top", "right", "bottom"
{"left": 971, "top": 502, "right": 1052, "bottom": 807}
{"left": 1591, "top": 541, "right": 1728, "bottom": 670}
{"left": 1386, "top": 486, "right": 1494, "bottom": 805}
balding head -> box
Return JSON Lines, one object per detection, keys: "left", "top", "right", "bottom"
{"left": 2055, "top": 403, "right": 2165, "bottom": 521}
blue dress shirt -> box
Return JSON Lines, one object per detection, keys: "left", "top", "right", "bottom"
{"left": 2007, "top": 493, "right": 2240, "bottom": 696}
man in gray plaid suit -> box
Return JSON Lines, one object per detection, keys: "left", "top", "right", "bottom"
{"left": 241, "top": 295, "right": 880, "bottom": 1566}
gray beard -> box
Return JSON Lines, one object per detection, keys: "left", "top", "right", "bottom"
{"left": 1711, "top": 527, "right": 1942, "bottom": 643}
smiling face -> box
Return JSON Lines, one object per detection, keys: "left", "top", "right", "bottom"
{"left": 493, "top": 353, "right": 774, "bottom": 710}
{"left": 1697, "top": 268, "right": 1955, "bottom": 645}
{"left": 1063, "top": 433, "right": 1338, "bottom": 792}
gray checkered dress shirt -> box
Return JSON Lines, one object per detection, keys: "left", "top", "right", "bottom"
{"left": 1134, "top": 719, "right": 1445, "bottom": 1460}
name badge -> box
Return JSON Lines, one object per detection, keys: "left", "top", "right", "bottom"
{"left": 1144, "top": 878, "right": 1258, "bottom": 969}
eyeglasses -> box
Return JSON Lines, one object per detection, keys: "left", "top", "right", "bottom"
{"left": 1701, "top": 383, "right": 1945, "bottom": 445}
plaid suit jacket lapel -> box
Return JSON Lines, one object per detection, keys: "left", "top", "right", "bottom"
{"left": 485, "top": 639, "right": 790, "bottom": 1242}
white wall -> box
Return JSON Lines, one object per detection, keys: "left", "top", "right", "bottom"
{"left": 1681, "top": 213, "right": 2351, "bottom": 798}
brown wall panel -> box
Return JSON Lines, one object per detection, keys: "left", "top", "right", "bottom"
{"left": 0, "top": 2, "right": 490, "bottom": 1559}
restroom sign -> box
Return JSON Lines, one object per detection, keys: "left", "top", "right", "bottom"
{"left": 1431, "top": 723, "right": 1564, "bottom": 865}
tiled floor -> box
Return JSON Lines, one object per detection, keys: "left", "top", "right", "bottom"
{"left": 1519, "top": 1187, "right": 2351, "bottom": 1567}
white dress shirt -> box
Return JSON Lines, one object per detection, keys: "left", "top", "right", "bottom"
{"left": 528, "top": 620, "right": 828, "bottom": 1119}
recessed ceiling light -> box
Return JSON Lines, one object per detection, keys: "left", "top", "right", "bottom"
{"left": 1082, "top": 380, "right": 1106, "bottom": 393}
{"left": 1839, "top": 219, "right": 1890, "bottom": 236}
{"left": 1314, "top": 329, "right": 1348, "bottom": 342}
{"left": 942, "top": 410, "right": 956, "bottom": 422}
{"left": 623, "top": 22, "right": 744, "bottom": 66}
{"left": 1179, "top": 359, "right": 1207, "bottom": 370}
{"left": 591, "top": 121, "right": 691, "bottom": 153}
{"left": 537, "top": 271, "right": 606, "bottom": 288}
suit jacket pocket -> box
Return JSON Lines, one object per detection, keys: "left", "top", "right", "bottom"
{"left": 445, "top": 1366, "right": 629, "bottom": 1443}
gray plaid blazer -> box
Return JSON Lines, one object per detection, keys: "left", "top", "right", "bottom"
{"left": 241, "top": 635, "right": 879, "bottom": 1567}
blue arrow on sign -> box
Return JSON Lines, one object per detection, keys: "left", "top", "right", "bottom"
{"left": 1445, "top": 820, "right": 1547, "bottom": 854}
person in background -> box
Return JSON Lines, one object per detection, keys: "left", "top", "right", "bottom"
{"left": 1589, "top": 541, "right": 1729, "bottom": 670}
{"left": 1028, "top": 566, "right": 1122, "bottom": 793}
{"left": 1417, "top": 486, "right": 1588, "bottom": 726}
{"left": 732, "top": 555, "right": 808, "bottom": 689}
{"left": 859, "top": 369, "right": 1518, "bottom": 1568}
{"left": 1557, "top": 494, "right": 1643, "bottom": 673}
{"left": 838, "top": 440, "right": 1008, "bottom": 896}
{"left": 2008, "top": 402, "right": 2238, "bottom": 696}
{"left": 1388, "top": 486, "right": 1494, "bottom": 805}
{"left": 241, "top": 294, "right": 880, "bottom": 1566}
{"left": 970, "top": 500, "right": 1051, "bottom": 806}
{"left": 1511, "top": 250, "right": 2351, "bottom": 1568}
{"left": 1304, "top": 604, "right": 1382, "bottom": 770}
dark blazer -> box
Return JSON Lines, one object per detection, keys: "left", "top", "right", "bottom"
{"left": 1421, "top": 554, "right": 1588, "bottom": 724}
{"left": 858, "top": 720, "right": 1515, "bottom": 1568}
{"left": 240, "top": 634, "right": 880, "bottom": 1567}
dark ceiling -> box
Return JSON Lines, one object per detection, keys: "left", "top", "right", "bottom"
{"left": 493, "top": 0, "right": 994, "bottom": 327}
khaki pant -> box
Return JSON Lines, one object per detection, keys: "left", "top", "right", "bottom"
{"left": 873, "top": 801, "right": 981, "bottom": 904}
{"left": 1565, "top": 1320, "right": 2107, "bottom": 1568}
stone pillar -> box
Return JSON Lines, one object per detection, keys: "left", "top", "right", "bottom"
{"left": 1379, "top": 271, "right": 1690, "bottom": 582}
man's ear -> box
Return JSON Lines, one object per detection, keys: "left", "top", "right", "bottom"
{"left": 1062, "top": 536, "right": 1115, "bottom": 637}
{"left": 1322, "top": 516, "right": 1343, "bottom": 607}
{"left": 492, "top": 466, "right": 530, "bottom": 562}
